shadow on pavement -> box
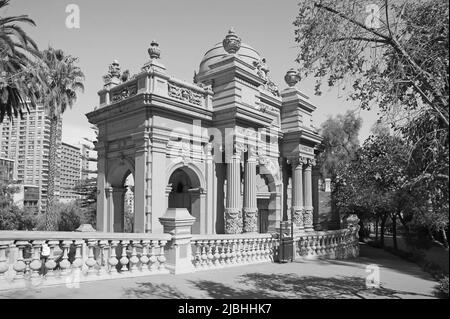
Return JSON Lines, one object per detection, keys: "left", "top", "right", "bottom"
{"left": 122, "top": 272, "right": 435, "bottom": 299}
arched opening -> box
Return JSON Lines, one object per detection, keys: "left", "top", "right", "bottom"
{"left": 123, "top": 174, "right": 135, "bottom": 233}
{"left": 167, "top": 167, "right": 202, "bottom": 234}
{"left": 107, "top": 159, "right": 135, "bottom": 233}
{"left": 257, "top": 165, "right": 278, "bottom": 233}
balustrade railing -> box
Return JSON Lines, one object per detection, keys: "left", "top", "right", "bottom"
{"left": 0, "top": 226, "right": 360, "bottom": 290}
{"left": 0, "top": 231, "right": 171, "bottom": 290}
{"left": 294, "top": 228, "right": 359, "bottom": 260}
{"left": 190, "top": 234, "right": 278, "bottom": 271}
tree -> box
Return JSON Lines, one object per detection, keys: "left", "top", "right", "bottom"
{"left": 295, "top": 0, "right": 449, "bottom": 248}
{"left": 334, "top": 133, "right": 411, "bottom": 247}
{"left": 0, "top": 0, "right": 41, "bottom": 123}
{"left": 37, "top": 47, "right": 84, "bottom": 231}
{"left": 294, "top": 0, "right": 448, "bottom": 128}
{"left": 73, "top": 177, "right": 97, "bottom": 228}
{"left": 0, "top": 182, "right": 37, "bottom": 230}
{"left": 317, "top": 110, "right": 362, "bottom": 179}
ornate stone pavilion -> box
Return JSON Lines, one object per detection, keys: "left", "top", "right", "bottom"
{"left": 86, "top": 29, "right": 327, "bottom": 235}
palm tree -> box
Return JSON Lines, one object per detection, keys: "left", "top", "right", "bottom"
{"left": 0, "top": 0, "right": 41, "bottom": 123}
{"left": 39, "top": 47, "right": 84, "bottom": 230}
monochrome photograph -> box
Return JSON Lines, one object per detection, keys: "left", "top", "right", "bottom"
{"left": 0, "top": 0, "right": 448, "bottom": 309}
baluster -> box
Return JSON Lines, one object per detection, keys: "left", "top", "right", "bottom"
{"left": 72, "top": 240, "right": 84, "bottom": 278}
{"left": 206, "top": 240, "right": 214, "bottom": 268}
{"left": 218, "top": 240, "right": 225, "bottom": 265}
{"left": 140, "top": 240, "right": 150, "bottom": 272}
{"left": 157, "top": 240, "right": 167, "bottom": 270}
{"left": 304, "top": 236, "right": 311, "bottom": 258}
{"left": 249, "top": 239, "right": 255, "bottom": 262}
{"left": 243, "top": 239, "right": 250, "bottom": 263}
{"left": 316, "top": 236, "right": 322, "bottom": 257}
{"left": 225, "top": 240, "right": 232, "bottom": 264}
{"left": 250, "top": 239, "right": 256, "bottom": 262}
{"left": 12, "top": 241, "right": 28, "bottom": 282}
{"left": 59, "top": 240, "right": 72, "bottom": 276}
{"left": 119, "top": 240, "right": 129, "bottom": 273}
{"left": 45, "top": 240, "right": 59, "bottom": 278}
{"left": 149, "top": 241, "right": 158, "bottom": 272}
{"left": 85, "top": 240, "right": 98, "bottom": 275}
{"left": 98, "top": 240, "right": 109, "bottom": 276}
{"left": 194, "top": 241, "right": 201, "bottom": 269}
{"left": 323, "top": 236, "right": 329, "bottom": 258}
{"left": 129, "top": 240, "right": 140, "bottom": 272}
{"left": 28, "top": 240, "right": 42, "bottom": 279}
{"left": 229, "top": 239, "right": 236, "bottom": 264}
{"left": 200, "top": 240, "right": 208, "bottom": 268}
{"left": 108, "top": 240, "right": 119, "bottom": 274}
{"left": 254, "top": 238, "right": 260, "bottom": 261}
{"left": 297, "top": 237, "right": 303, "bottom": 257}
{"left": 213, "top": 241, "right": 221, "bottom": 267}
{"left": 265, "top": 238, "right": 273, "bottom": 261}
{"left": 235, "top": 239, "right": 242, "bottom": 264}
{"left": 0, "top": 241, "right": 11, "bottom": 281}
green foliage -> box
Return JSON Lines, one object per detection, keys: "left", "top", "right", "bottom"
{"left": 317, "top": 110, "right": 362, "bottom": 178}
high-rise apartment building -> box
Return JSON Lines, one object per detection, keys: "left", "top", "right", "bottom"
{"left": 60, "top": 142, "right": 82, "bottom": 202}
{"left": 0, "top": 104, "right": 62, "bottom": 213}
{"left": 0, "top": 157, "right": 14, "bottom": 183}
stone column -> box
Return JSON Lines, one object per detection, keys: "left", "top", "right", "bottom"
{"left": 106, "top": 187, "right": 114, "bottom": 232}
{"left": 205, "top": 143, "right": 216, "bottom": 234}
{"left": 225, "top": 154, "right": 242, "bottom": 234}
{"left": 112, "top": 187, "right": 126, "bottom": 232}
{"left": 303, "top": 159, "right": 315, "bottom": 231}
{"left": 243, "top": 156, "right": 258, "bottom": 233}
{"left": 312, "top": 166, "right": 320, "bottom": 230}
{"left": 96, "top": 142, "right": 108, "bottom": 231}
{"left": 291, "top": 158, "right": 304, "bottom": 231}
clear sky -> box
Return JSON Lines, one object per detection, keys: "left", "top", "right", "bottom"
{"left": 6, "top": 0, "right": 378, "bottom": 146}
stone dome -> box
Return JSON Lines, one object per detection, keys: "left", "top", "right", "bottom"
{"left": 198, "top": 42, "right": 261, "bottom": 74}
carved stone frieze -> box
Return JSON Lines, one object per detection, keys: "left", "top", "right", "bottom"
{"left": 168, "top": 82, "right": 203, "bottom": 106}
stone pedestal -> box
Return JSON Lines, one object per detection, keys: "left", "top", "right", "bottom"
{"left": 159, "top": 208, "right": 195, "bottom": 274}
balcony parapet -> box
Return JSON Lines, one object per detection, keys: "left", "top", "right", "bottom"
{"left": 96, "top": 71, "right": 213, "bottom": 111}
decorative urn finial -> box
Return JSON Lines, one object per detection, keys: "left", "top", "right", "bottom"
{"left": 103, "top": 59, "right": 121, "bottom": 84}
{"left": 148, "top": 40, "right": 161, "bottom": 60}
{"left": 223, "top": 27, "right": 241, "bottom": 54}
{"left": 284, "top": 68, "right": 300, "bottom": 87}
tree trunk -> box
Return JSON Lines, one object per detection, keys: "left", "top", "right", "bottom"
{"left": 375, "top": 215, "right": 379, "bottom": 241}
{"left": 44, "top": 115, "right": 60, "bottom": 231}
{"left": 380, "top": 214, "right": 387, "bottom": 248}
{"left": 392, "top": 213, "right": 397, "bottom": 250}
{"left": 441, "top": 228, "right": 449, "bottom": 248}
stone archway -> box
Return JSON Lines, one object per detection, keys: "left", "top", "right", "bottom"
{"left": 107, "top": 159, "right": 135, "bottom": 232}
{"left": 167, "top": 166, "right": 204, "bottom": 234}
{"left": 257, "top": 164, "right": 281, "bottom": 233}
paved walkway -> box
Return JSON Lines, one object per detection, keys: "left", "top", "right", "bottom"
{"left": 0, "top": 244, "right": 440, "bottom": 299}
